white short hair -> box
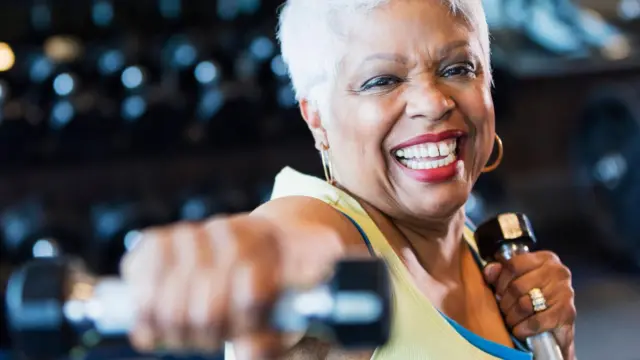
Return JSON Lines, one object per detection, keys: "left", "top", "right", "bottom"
{"left": 277, "top": 0, "right": 491, "bottom": 107}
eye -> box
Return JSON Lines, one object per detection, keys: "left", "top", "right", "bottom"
{"left": 360, "top": 75, "right": 402, "bottom": 91}
{"left": 442, "top": 63, "right": 476, "bottom": 78}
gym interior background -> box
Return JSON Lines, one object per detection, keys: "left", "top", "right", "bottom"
{"left": 0, "top": 0, "right": 638, "bottom": 359}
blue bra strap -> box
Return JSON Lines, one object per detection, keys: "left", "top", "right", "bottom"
{"left": 340, "top": 210, "right": 531, "bottom": 354}
{"left": 440, "top": 313, "right": 533, "bottom": 360}
{"left": 340, "top": 212, "right": 376, "bottom": 256}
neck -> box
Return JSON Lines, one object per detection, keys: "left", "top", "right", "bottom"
{"left": 393, "top": 209, "right": 467, "bottom": 283}
{"left": 335, "top": 184, "right": 468, "bottom": 283}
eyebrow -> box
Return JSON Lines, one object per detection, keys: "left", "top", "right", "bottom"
{"left": 359, "top": 40, "right": 471, "bottom": 66}
{"left": 360, "top": 53, "right": 409, "bottom": 66}
{"left": 437, "top": 40, "right": 471, "bottom": 57}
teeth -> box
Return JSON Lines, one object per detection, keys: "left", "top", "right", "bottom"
{"left": 401, "top": 153, "right": 457, "bottom": 169}
{"left": 427, "top": 143, "right": 439, "bottom": 157}
{"left": 395, "top": 139, "right": 457, "bottom": 159}
{"left": 439, "top": 142, "right": 450, "bottom": 156}
{"left": 420, "top": 147, "right": 429, "bottom": 157}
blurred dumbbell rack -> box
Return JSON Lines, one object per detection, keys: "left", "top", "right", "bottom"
{"left": 0, "top": 0, "right": 321, "bottom": 238}
{"left": 0, "top": 1, "right": 321, "bottom": 358}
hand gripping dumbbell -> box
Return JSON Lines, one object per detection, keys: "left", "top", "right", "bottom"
{"left": 6, "top": 256, "right": 392, "bottom": 359}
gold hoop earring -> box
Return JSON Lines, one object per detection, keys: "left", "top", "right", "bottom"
{"left": 482, "top": 134, "right": 504, "bottom": 173}
{"left": 320, "top": 144, "right": 336, "bottom": 185}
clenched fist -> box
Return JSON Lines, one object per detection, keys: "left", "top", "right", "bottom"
{"left": 483, "top": 251, "right": 576, "bottom": 360}
{"left": 120, "top": 213, "right": 347, "bottom": 359}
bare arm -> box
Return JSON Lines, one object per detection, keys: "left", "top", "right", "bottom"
{"left": 279, "top": 336, "right": 373, "bottom": 360}
{"left": 123, "top": 193, "right": 370, "bottom": 358}
{"left": 250, "top": 196, "right": 370, "bottom": 357}
{"left": 281, "top": 337, "right": 332, "bottom": 360}
{"left": 251, "top": 195, "right": 365, "bottom": 250}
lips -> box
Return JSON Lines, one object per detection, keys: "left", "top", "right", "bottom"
{"left": 391, "top": 130, "right": 466, "bottom": 151}
{"left": 391, "top": 130, "right": 466, "bottom": 183}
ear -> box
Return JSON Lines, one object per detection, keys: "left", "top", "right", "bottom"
{"left": 299, "top": 98, "right": 329, "bottom": 151}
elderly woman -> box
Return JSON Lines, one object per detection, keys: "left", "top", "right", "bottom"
{"left": 122, "top": 0, "right": 576, "bottom": 359}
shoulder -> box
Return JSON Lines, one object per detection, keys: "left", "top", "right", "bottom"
{"left": 250, "top": 197, "right": 370, "bottom": 353}
{"left": 251, "top": 196, "right": 367, "bottom": 249}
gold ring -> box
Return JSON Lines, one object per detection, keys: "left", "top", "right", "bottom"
{"left": 529, "top": 287, "right": 548, "bottom": 313}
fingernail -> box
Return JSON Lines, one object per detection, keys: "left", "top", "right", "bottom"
{"left": 483, "top": 263, "right": 499, "bottom": 279}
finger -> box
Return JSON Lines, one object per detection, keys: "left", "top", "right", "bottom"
{"left": 121, "top": 226, "right": 176, "bottom": 280}
{"left": 204, "top": 215, "right": 271, "bottom": 265}
{"left": 500, "top": 261, "right": 571, "bottom": 315}
{"left": 188, "top": 268, "right": 229, "bottom": 353}
{"left": 493, "top": 266, "right": 515, "bottom": 298}
{"left": 503, "top": 282, "right": 557, "bottom": 327}
{"left": 233, "top": 332, "right": 284, "bottom": 360}
{"left": 173, "top": 222, "right": 214, "bottom": 268}
{"left": 482, "top": 262, "right": 502, "bottom": 287}
{"left": 124, "top": 229, "right": 174, "bottom": 351}
{"left": 493, "top": 251, "right": 557, "bottom": 297}
{"left": 229, "top": 254, "right": 281, "bottom": 338}
{"left": 511, "top": 286, "right": 575, "bottom": 339}
{"left": 502, "top": 251, "right": 559, "bottom": 278}
{"left": 203, "top": 216, "right": 283, "bottom": 341}
{"left": 498, "top": 266, "right": 555, "bottom": 314}
{"left": 156, "top": 270, "right": 190, "bottom": 349}
{"left": 155, "top": 224, "right": 211, "bottom": 350}
{"left": 511, "top": 301, "right": 566, "bottom": 340}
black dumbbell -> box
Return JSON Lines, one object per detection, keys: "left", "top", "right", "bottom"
{"left": 475, "top": 213, "right": 564, "bottom": 360}
{"left": 6, "top": 256, "right": 391, "bottom": 359}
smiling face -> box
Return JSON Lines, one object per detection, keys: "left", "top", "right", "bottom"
{"left": 302, "top": 0, "right": 495, "bottom": 223}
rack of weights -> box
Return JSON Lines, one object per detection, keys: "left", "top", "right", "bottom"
{"left": 0, "top": 0, "right": 314, "bottom": 170}
{"left": 0, "top": 3, "right": 320, "bottom": 359}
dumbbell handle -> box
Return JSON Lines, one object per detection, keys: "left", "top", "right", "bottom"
{"left": 476, "top": 213, "right": 564, "bottom": 360}
{"left": 62, "top": 278, "right": 134, "bottom": 336}
{"left": 61, "top": 278, "right": 385, "bottom": 337}
{"left": 498, "top": 243, "right": 564, "bottom": 360}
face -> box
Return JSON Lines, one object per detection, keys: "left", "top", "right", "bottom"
{"left": 303, "top": 0, "right": 495, "bottom": 223}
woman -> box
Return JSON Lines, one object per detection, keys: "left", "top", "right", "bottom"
{"left": 121, "top": 0, "right": 577, "bottom": 359}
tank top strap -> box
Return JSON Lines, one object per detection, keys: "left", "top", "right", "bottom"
{"left": 339, "top": 210, "right": 530, "bottom": 354}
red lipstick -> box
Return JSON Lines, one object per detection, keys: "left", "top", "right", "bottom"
{"left": 391, "top": 129, "right": 466, "bottom": 152}
{"left": 394, "top": 158, "right": 459, "bottom": 182}
{"left": 391, "top": 129, "right": 466, "bottom": 183}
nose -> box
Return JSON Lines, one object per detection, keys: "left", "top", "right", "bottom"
{"left": 405, "top": 81, "right": 455, "bottom": 122}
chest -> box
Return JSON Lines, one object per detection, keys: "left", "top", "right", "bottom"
{"left": 313, "top": 281, "right": 513, "bottom": 360}
{"left": 286, "top": 259, "right": 515, "bottom": 360}
{"left": 406, "top": 252, "right": 514, "bottom": 348}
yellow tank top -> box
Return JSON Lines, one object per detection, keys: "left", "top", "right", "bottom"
{"left": 270, "top": 167, "right": 532, "bottom": 360}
